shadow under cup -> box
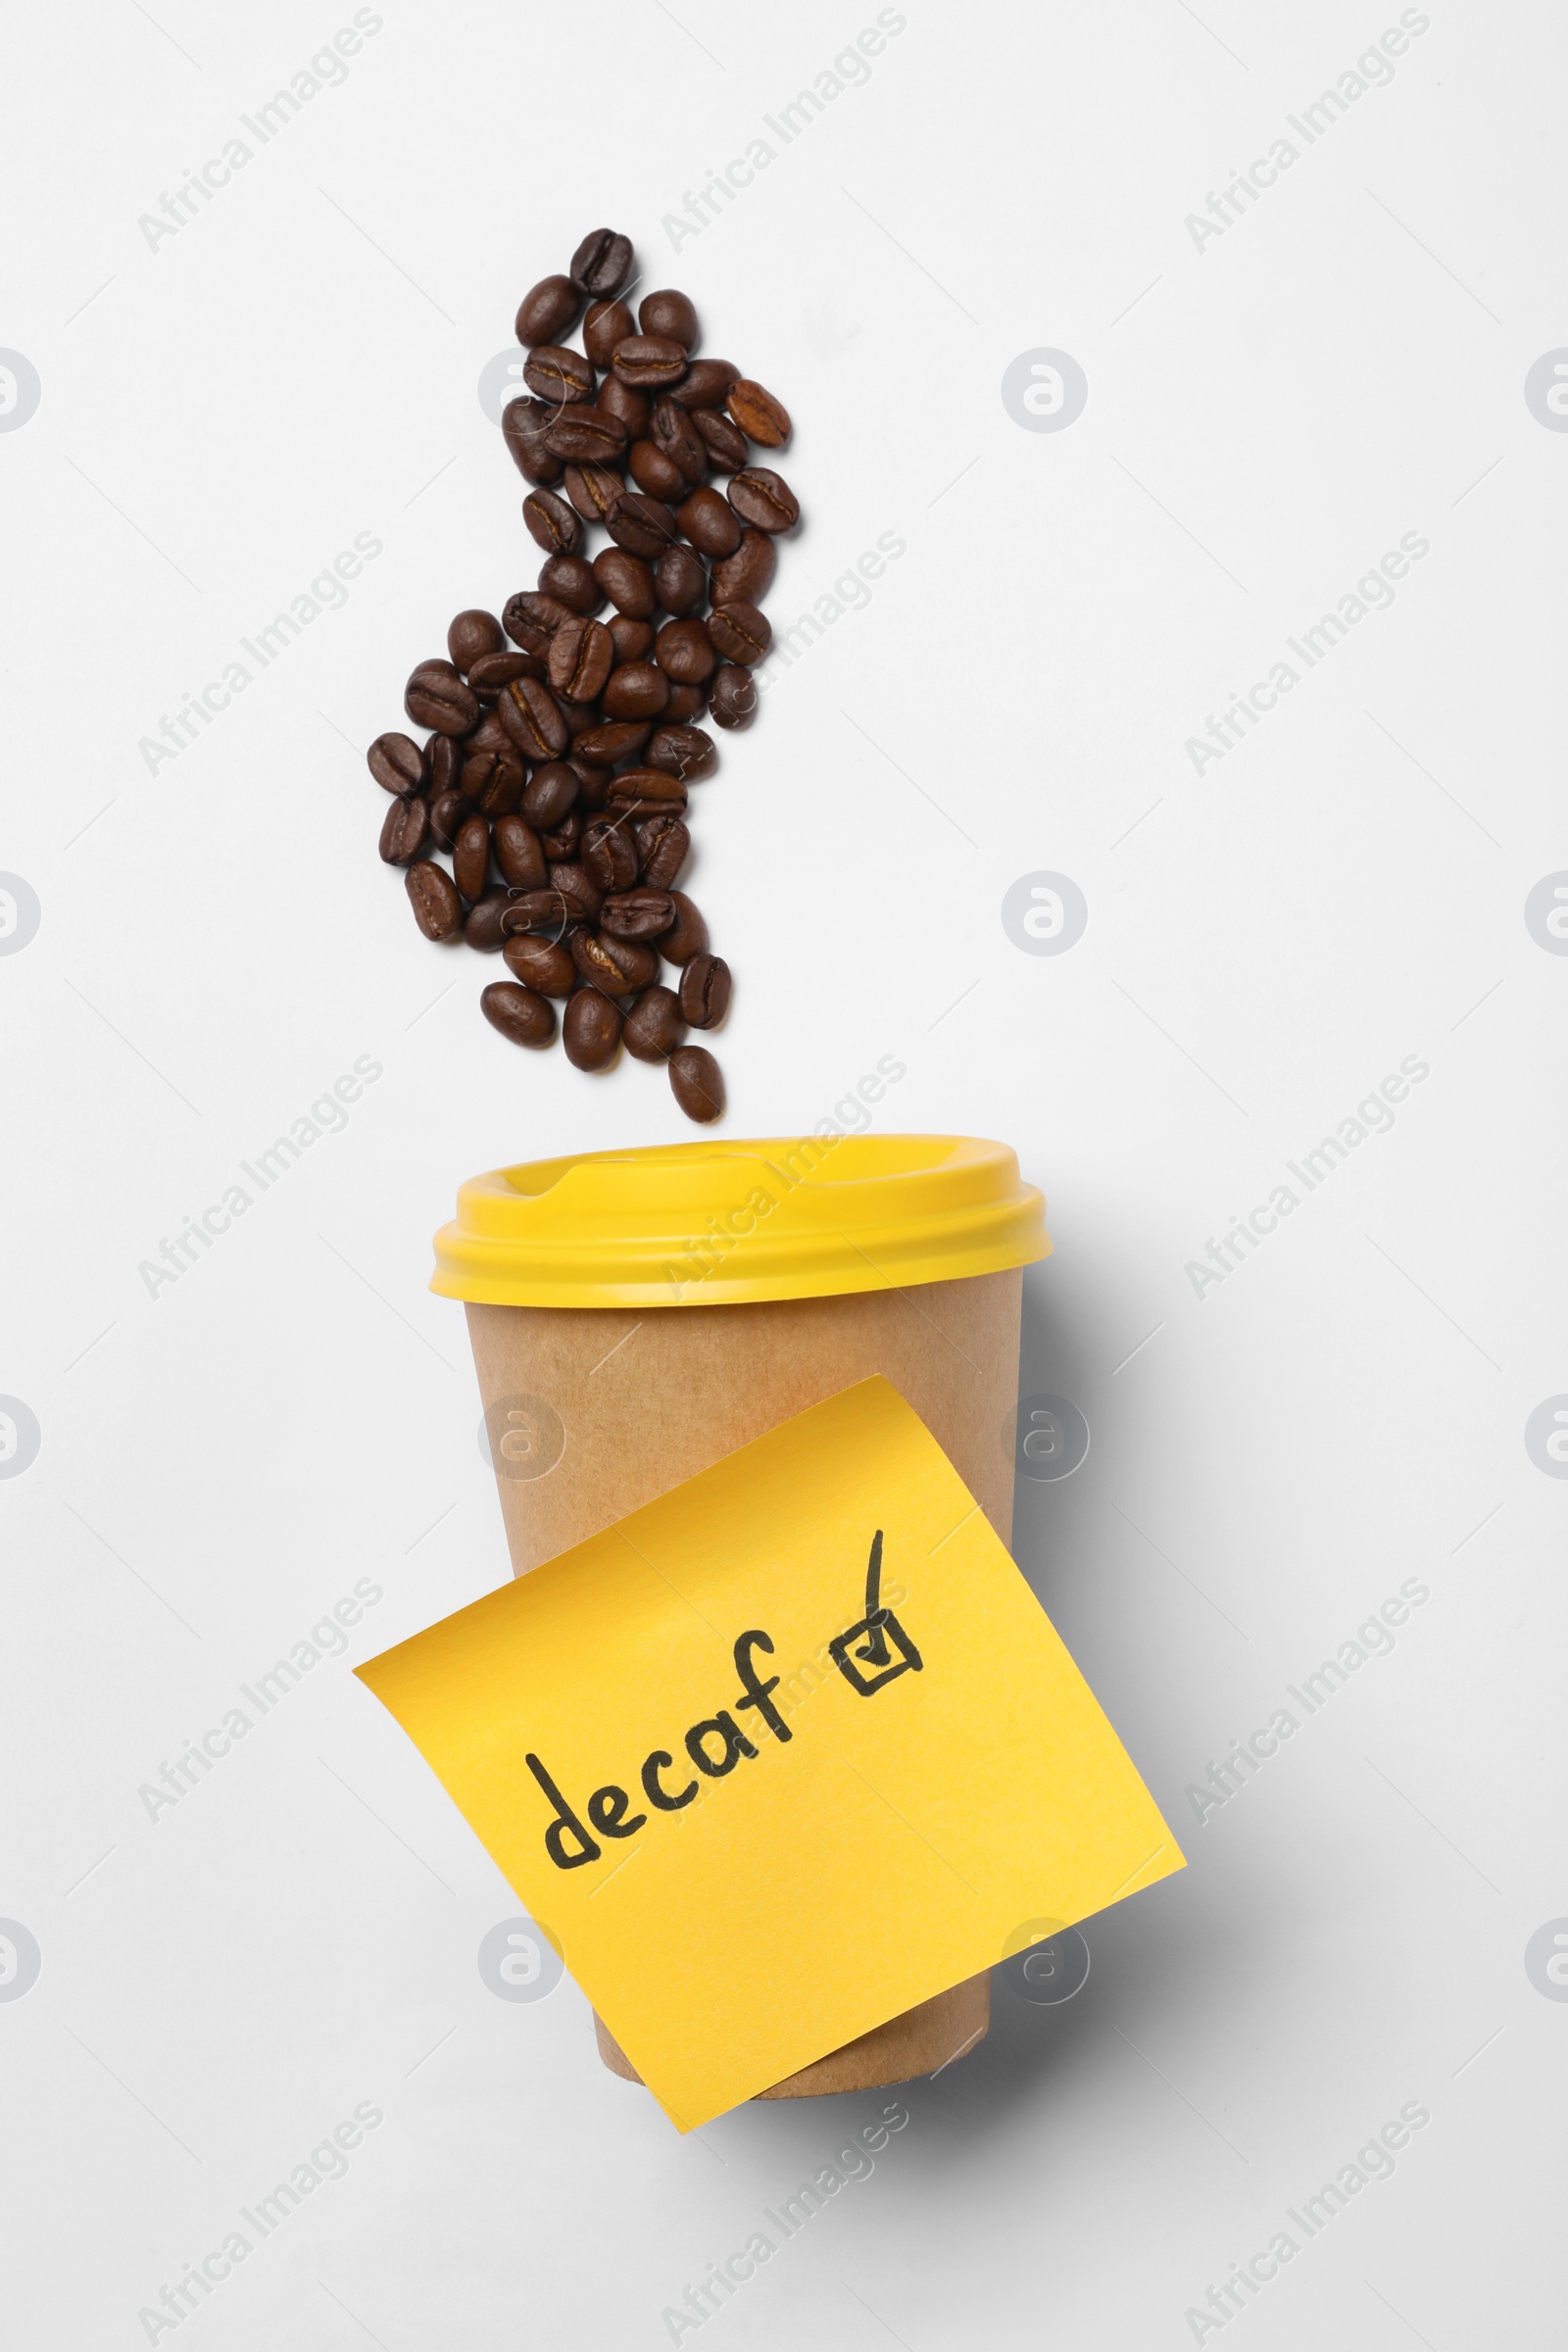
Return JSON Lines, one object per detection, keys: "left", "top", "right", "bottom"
{"left": 433, "top": 1134, "right": 1051, "bottom": 2098}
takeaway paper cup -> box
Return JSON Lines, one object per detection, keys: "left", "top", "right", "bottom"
{"left": 432, "top": 1135, "right": 1050, "bottom": 2097}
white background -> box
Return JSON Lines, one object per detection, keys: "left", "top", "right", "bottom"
{"left": 3, "top": 2, "right": 1565, "bottom": 2344}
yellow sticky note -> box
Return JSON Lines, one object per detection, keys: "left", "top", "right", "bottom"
{"left": 356, "top": 1376, "right": 1183, "bottom": 2129}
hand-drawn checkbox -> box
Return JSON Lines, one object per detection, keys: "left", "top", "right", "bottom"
{"left": 828, "top": 1531, "right": 923, "bottom": 1696}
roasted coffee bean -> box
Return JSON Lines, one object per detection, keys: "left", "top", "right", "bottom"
{"left": 463, "top": 710, "right": 514, "bottom": 761}
{"left": 692, "top": 407, "right": 749, "bottom": 471}
{"left": 708, "top": 601, "right": 771, "bottom": 665}
{"left": 670, "top": 359, "right": 739, "bottom": 411}
{"left": 663, "top": 683, "right": 708, "bottom": 723}
{"left": 584, "top": 297, "right": 636, "bottom": 368}
{"left": 563, "top": 696, "right": 604, "bottom": 741}
{"left": 499, "top": 611, "right": 551, "bottom": 662}
{"left": 708, "top": 663, "right": 758, "bottom": 730}
{"left": 607, "top": 767, "right": 688, "bottom": 816}
{"left": 710, "top": 527, "right": 776, "bottom": 605}
{"left": 612, "top": 334, "right": 688, "bottom": 390}
{"left": 482, "top": 979, "right": 556, "bottom": 1049}
{"left": 471, "top": 763, "right": 526, "bottom": 820}
{"left": 564, "top": 462, "right": 623, "bottom": 526}
{"left": 540, "top": 812, "right": 581, "bottom": 859}
{"left": 636, "top": 813, "right": 690, "bottom": 889}
{"left": 468, "top": 650, "right": 544, "bottom": 704}
{"left": 638, "top": 288, "right": 699, "bottom": 350}
{"left": 668, "top": 1044, "right": 723, "bottom": 1121}
{"left": 627, "top": 442, "right": 687, "bottom": 502}
{"left": 402, "top": 858, "right": 462, "bottom": 944}
{"left": 573, "top": 718, "right": 651, "bottom": 767}
{"left": 570, "top": 227, "right": 633, "bottom": 299}
{"left": 650, "top": 396, "right": 706, "bottom": 483}
{"left": 515, "top": 273, "right": 581, "bottom": 345}
{"left": 564, "top": 985, "right": 623, "bottom": 1068}
{"left": 469, "top": 766, "right": 523, "bottom": 823}
{"left": 592, "top": 548, "right": 657, "bottom": 618}
{"left": 502, "top": 889, "right": 571, "bottom": 940}
{"left": 645, "top": 724, "right": 716, "bottom": 782}
{"left": 548, "top": 615, "right": 613, "bottom": 703}
{"left": 505, "top": 590, "right": 576, "bottom": 645}
{"left": 502, "top": 933, "right": 576, "bottom": 995}
{"left": 656, "top": 616, "right": 716, "bottom": 684}
{"left": 380, "top": 796, "right": 430, "bottom": 864}
{"left": 549, "top": 860, "right": 603, "bottom": 922}
{"left": 428, "top": 789, "right": 475, "bottom": 853}
{"left": 571, "top": 926, "right": 660, "bottom": 992}
{"left": 368, "top": 732, "right": 427, "bottom": 796}
{"left": 595, "top": 373, "right": 649, "bottom": 441}
{"left": 502, "top": 397, "right": 564, "bottom": 484}
{"left": 609, "top": 615, "right": 655, "bottom": 665}
{"left": 521, "top": 487, "right": 582, "bottom": 557}
{"left": 464, "top": 887, "right": 514, "bottom": 952}
{"left": 406, "top": 660, "right": 478, "bottom": 735}
{"left": 538, "top": 555, "right": 604, "bottom": 615}
{"left": 521, "top": 760, "right": 579, "bottom": 829}
{"left": 500, "top": 674, "right": 570, "bottom": 760}
{"left": 622, "top": 986, "right": 688, "bottom": 1062}
{"left": 492, "top": 814, "right": 547, "bottom": 890}
{"left": 602, "top": 660, "right": 669, "bottom": 720}
{"left": 462, "top": 752, "right": 525, "bottom": 818}
{"left": 727, "top": 378, "right": 791, "bottom": 447}
{"left": 654, "top": 544, "right": 708, "bottom": 615}
{"left": 430, "top": 733, "right": 466, "bottom": 792}
{"left": 728, "top": 466, "right": 799, "bottom": 532}
{"left": 453, "top": 814, "right": 492, "bottom": 902}
{"left": 606, "top": 491, "right": 680, "bottom": 559}
{"left": 553, "top": 413, "right": 629, "bottom": 472}
{"left": 542, "top": 405, "right": 627, "bottom": 465}
{"left": 581, "top": 816, "right": 641, "bottom": 892}
{"left": 661, "top": 890, "right": 709, "bottom": 964}
{"left": 601, "top": 888, "right": 674, "bottom": 941}
{"left": 522, "top": 343, "right": 594, "bottom": 405}
{"left": 679, "top": 952, "right": 731, "bottom": 1028}
{"left": 574, "top": 761, "right": 612, "bottom": 813}
{"left": 448, "top": 610, "right": 505, "bottom": 670}
{"left": 677, "top": 485, "right": 741, "bottom": 558}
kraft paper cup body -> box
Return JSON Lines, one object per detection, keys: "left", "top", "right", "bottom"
{"left": 441, "top": 1138, "right": 1049, "bottom": 2099}
{"left": 467, "top": 1269, "right": 1022, "bottom": 1574}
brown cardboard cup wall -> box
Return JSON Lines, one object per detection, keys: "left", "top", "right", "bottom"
{"left": 467, "top": 1268, "right": 1022, "bottom": 2095}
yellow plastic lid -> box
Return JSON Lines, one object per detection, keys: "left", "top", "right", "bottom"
{"left": 431, "top": 1135, "right": 1050, "bottom": 1308}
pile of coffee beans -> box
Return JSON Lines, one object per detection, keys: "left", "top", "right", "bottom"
{"left": 366, "top": 225, "right": 799, "bottom": 1125}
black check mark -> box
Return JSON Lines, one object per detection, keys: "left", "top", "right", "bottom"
{"left": 829, "top": 1530, "right": 922, "bottom": 1697}
{"left": 856, "top": 1529, "right": 890, "bottom": 1667}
